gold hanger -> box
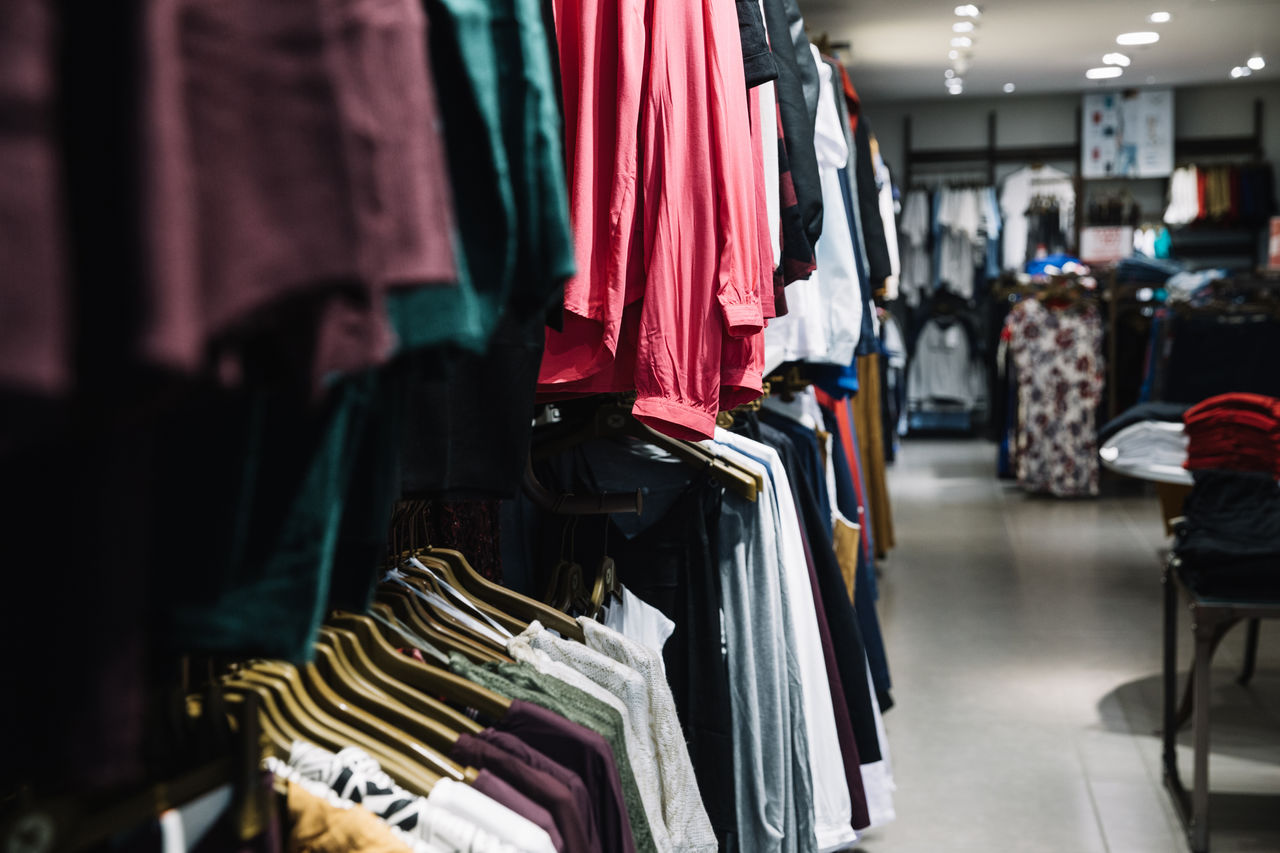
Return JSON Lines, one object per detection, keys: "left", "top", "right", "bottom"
{"left": 320, "top": 625, "right": 482, "bottom": 735}
{"left": 426, "top": 548, "right": 587, "bottom": 643}
{"left": 327, "top": 609, "right": 514, "bottom": 721}
{"left": 311, "top": 638, "right": 464, "bottom": 756}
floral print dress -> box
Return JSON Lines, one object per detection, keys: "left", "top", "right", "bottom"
{"left": 1006, "top": 298, "right": 1105, "bottom": 497}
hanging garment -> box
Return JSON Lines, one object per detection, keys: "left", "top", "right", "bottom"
{"left": 711, "top": 430, "right": 859, "bottom": 852}
{"left": 449, "top": 657, "right": 656, "bottom": 853}
{"left": 1006, "top": 299, "right": 1104, "bottom": 497}
{"left": 706, "top": 443, "right": 817, "bottom": 853}
{"left": 763, "top": 48, "right": 861, "bottom": 373}
{"left": 999, "top": 165, "right": 1075, "bottom": 272}
{"left": 489, "top": 700, "right": 638, "bottom": 853}
{"left": 898, "top": 190, "right": 931, "bottom": 307}
{"left": 538, "top": 0, "right": 767, "bottom": 441}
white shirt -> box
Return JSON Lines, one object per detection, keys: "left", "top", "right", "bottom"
{"left": 601, "top": 584, "right": 676, "bottom": 670}
{"left": 763, "top": 47, "right": 861, "bottom": 374}
{"left": 578, "top": 618, "right": 718, "bottom": 853}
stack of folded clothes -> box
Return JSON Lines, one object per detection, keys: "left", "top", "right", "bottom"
{"left": 1174, "top": 393, "right": 1280, "bottom": 598}
{"left": 1183, "top": 393, "right": 1280, "bottom": 475}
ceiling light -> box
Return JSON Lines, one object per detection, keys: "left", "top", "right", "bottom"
{"left": 949, "top": 87, "right": 964, "bottom": 95}
{"left": 945, "top": 69, "right": 956, "bottom": 79}
{"left": 1117, "top": 31, "right": 1160, "bottom": 45}
{"left": 948, "top": 49, "right": 960, "bottom": 59}
{"left": 1248, "top": 55, "right": 1266, "bottom": 70}
{"left": 1148, "top": 11, "right": 1171, "bottom": 23}
{"left": 1103, "top": 53, "right": 1131, "bottom": 66}
{"left": 951, "top": 36, "right": 972, "bottom": 47}
{"left": 954, "top": 4, "right": 980, "bottom": 17}
{"left": 1003, "top": 83, "right": 1016, "bottom": 93}
{"left": 1231, "top": 66, "right": 1253, "bottom": 78}
{"left": 1086, "top": 66, "right": 1125, "bottom": 80}
{"left": 953, "top": 21, "right": 974, "bottom": 32}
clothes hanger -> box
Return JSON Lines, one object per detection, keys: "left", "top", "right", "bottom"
{"left": 376, "top": 585, "right": 504, "bottom": 664}
{"left": 425, "top": 548, "right": 588, "bottom": 642}
{"left": 318, "top": 625, "right": 483, "bottom": 735}
{"left": 328, "top": 609, "right": 514, "bottom": 721}
{"left": 292, "top": 658, "right": 464, "bottom": 782}
{"left": 239, "top": 662, "right": 442, "bottom": 796}
{"left": 311, "top": 640, "right": 465, "bottom": 758}
{"left": 221, "top": 690, "right": 294, "bottom": 760}
{"left": 401, "top": 556, "right": 525, "bottom": 637}
{"left": 587, "top": 555, "right": 622, "bottom": 621}
{"left": 313, "top": 631, "right": 470, "bottom": 751}
{"left": 384, "top": 571, "right": 511, "bottom": 654}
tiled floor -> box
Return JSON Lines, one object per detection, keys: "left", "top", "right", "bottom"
{"left": 856, "top": 439, "right": 1280, "bottom": 853}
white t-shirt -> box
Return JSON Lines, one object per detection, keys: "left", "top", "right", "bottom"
{"left": 601, "top": 585, "right": 676, "bottom": 669}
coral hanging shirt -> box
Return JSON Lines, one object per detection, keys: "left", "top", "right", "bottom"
{"left": 539, "top": 0, "right": 768, "bottom": 440}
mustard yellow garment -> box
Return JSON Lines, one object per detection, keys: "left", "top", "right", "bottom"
{"left": 286, "top": 780, "right": 413, "bottom": 853}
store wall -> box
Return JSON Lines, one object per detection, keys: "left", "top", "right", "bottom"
{"left": 867, "top": 80, "right": 1280, "bottom": 190}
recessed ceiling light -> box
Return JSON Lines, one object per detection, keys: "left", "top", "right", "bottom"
{"left": 1086, "top": 66, "right": 1125, "bottom": 79}
{"left": 945, "top": 69, "right": 956, "bottom": 79}
{"left": 1103, "top": 53, "right": 1131, "bottom": 66}
{"left": 953, "top": 21, "right": 975, "bottom": 32}
{"left": 954, "top": 4, "right": 980, "bottom": 17}
{"left": 951, "top": 36, "right": 972, "bottom": 47}
{"left": 949, "top": 49, "right": 960, "bottom": 59}
{"left": 1117, "top": 31, "right": 1160, "bottom": 45}
{"left": 949, "top": 87, "right": 964, "bottom": 95}
{"left": 1248, "top": 55, "right": 1266, "bottom": 70}
{"left": 1003, "top": 83, "right": 1016, "bottom": 93}
{"left": 1148, "top": 11, "right": 1171, "bottom": 23}
{"left": 1231, "top": 66, "right": 1253, "bottom": 78}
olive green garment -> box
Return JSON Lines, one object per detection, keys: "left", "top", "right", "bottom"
{"left": 448, "top": 653, "right": 657, "bottom": 853}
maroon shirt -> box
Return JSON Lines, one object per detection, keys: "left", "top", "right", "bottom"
{"left": 472, "top": 769, "right": 565, "bottom": 853}
{"left": 495, "top": 699, "right": 635, "bottom": 853}
{"left": 452, "top": 733, "right": 594, "bottom": 853}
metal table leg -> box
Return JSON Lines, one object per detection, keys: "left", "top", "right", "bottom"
{"left": 1191, "top": 606, "right": 1214, "bottom": 853}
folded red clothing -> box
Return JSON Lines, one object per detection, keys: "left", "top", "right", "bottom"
{"left": 1184, "top": 392, "right": 1280, "bottom": 424}
{"left": 1184, "top": 409, "right": 1280, "bottom": 434}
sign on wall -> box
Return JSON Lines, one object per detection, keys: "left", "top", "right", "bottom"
{"left": 1082, "top": 89, "right": 1174, "bottom": 179}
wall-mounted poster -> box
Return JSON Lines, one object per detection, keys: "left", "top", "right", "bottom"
{"left": 1082, "top": 89, "right": 1174, "bottom": 179}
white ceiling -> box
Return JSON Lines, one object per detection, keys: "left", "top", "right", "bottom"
{"left": 799, "top": 0, "right": 1280, "bottom": 101}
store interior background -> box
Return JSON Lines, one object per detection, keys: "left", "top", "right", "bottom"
{"left": 801, "top": 1, "right": 1280, "bottom": 852}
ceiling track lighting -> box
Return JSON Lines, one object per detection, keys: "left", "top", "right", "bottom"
{"left": 1247, "top": 55, "right": 1266, "bottom": 70}
{"left": 1103, "top": 53, "right": 1131, "bottom": 67}
{"left": 954, "top": 4, "right": 980, "bottom": 17}
{"left": 1003, "top": 83, "right": 1016, "bottom": 93}
{"left": 1230, "top": 66, "right": 1252, "bottom": 79}
{"left": 1086, "top": 66, "right": 1124, "bottom": 80}
{"left": 1148, "top": 11, "right": 1171, "bottom": 23}
{"left": 951, "top": 36, "right": 972, "bottom": 47}
{"left": 952, "top": 21, "right": 975, "bottom": 33}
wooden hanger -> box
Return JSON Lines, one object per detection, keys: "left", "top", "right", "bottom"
{"left": 318, "top": 625, "right": 482, "bottom": 735}
{"left": 586, "top": 556, "right": 623, "bottom": 621}
{"left": 386, "top": 571, "right": 512, "bottom": 656}
{"left": 376, "top": 585, "right": 504, "bottom": 664}
{"left": 311, "top": 639, "right": 464, "bottom": 758}
{"left": 425, "top": 548, "right": 587, "bottom": 643}
{"left": 328, "top": 610, "right": 514, "bottom": 720}
{"left": 402, "top": 555, "right": 528, "bottom": 637}
{"left": 238, "top": 663, "right": 442, "bottom": 796}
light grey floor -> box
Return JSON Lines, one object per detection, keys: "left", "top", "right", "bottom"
{"left": 855, "top": 439, "right": 1280, "bottom": 853}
